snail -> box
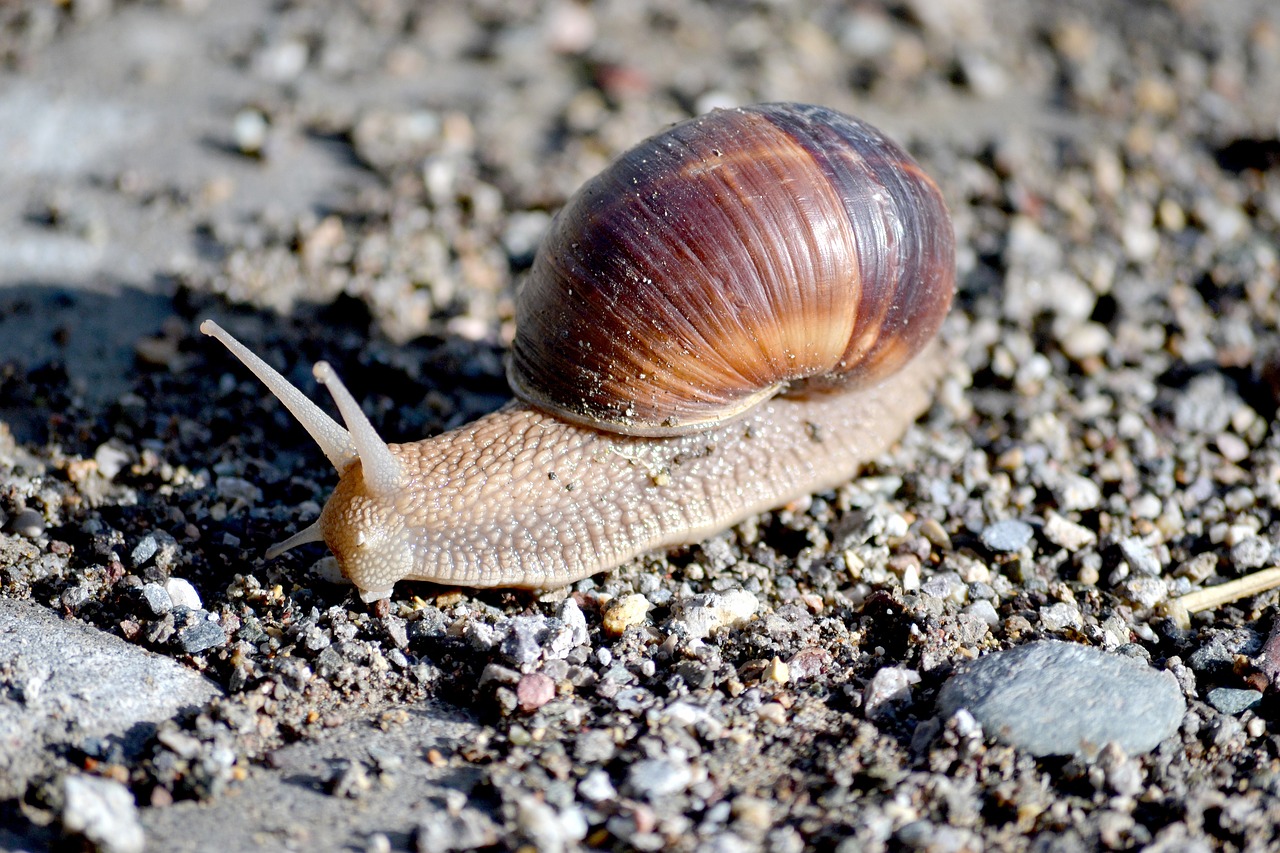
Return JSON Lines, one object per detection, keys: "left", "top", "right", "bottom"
{"left": 201, "top": 102, "right": 954, "bottom": 603}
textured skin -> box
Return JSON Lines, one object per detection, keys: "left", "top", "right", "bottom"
{"left": 318, "top": 345, "right": 943, "bottom": 594}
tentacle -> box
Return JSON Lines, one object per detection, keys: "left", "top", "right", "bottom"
{"left": 313, "top": 361, "right": 404, "bottom": 498}
{"left": 201, "top": 320, "right": 357, "bottom": 472}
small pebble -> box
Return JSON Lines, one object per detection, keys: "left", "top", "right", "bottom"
{"left": 10, "top": 508, "right": 45, "bottom": 539}
{"left": 1188, "top": 630, "right": 1259, "bottom": 673}
{"left": 863, "top": 666, "right": 920, "bottom": 720}
{"left": 1215, "top": 433, "right": 1250, "bottom": 464}
{"left": 93, "top": 443, "right": 131, "bottom": 480}
{"left": 1118, "top": 576, "right": 1168, "bottom": 608}
{"left": 574, "top": 729, "right": 617, "bottom": 764}
{"left": 178, "top": 619, "right": 226, "bottom": 654}
{"left": 1119, "top": 537, "right": 1161, "bottom": 576}
{"left": 1048, "top": 472, "right": 1102, "bottom": 512}
{"left": 980, "top": 519, "right": 1033, "bottom": 553}
{"left": 787, "top": 647, "right": 833, "bottom": 680}
{"left": 1060, "top": 321, "right": 1111, "bottom": 361}
{"left": 670, "top": 589, "right": 758, "bottom": 639}
{"left": 963, "top": 600, "right": 1000, "bottom": 629}
{"left": 157, "top": 728, "right": 202, "bottom": 759}
{"left": 165, "top": 578, "right": 202, "bottom": 611}
{"left": 1043, "top": 511, "right": 1096, "bottom": 550}
{"left": 1230, "top": 537, "right": 1271, "bottom": 570}
{"left": 756, "top": 702, "right": 788, "bottom": 726}
{"left": 329, "top": 760, "right": 373, "bottom": 799}
{"left": 1207, "top": 687, "right": 1263, "bottom": 715}
{"left": 578, "top": 769, "right": 617, "bottom": 803}
{"left": 919, "top": 517, "right": 952, "bottom": 549}
{"left": 938, "top": 640, "right": 1185, "bottom": 757}
{"left": 8, "top": 504, "right": 45, "bottom": 537}
{"left": 602, "top": 594, "right": 650, "bottom": 636}
{"left": 1130, "top": 493, "right": 1162, "bottom": 520}
{"left": 920, "top": 572, "right": 967, "bottom": 605}
{"left": 415, "top": 807, "right": 499, "bottom": 853}
{"left": 233, "top": 109, "right": 269, "bottom": 155}
{"left": 130, "top": 535, "right": 159, "bottom": 568}
{"left": 516, "top": 673, "right": 556, "bottom": 712}
{"left": 1097, "top": 744, "right": 1143, "bottom": 797}
{"left": 516, "top": 796, "right": 587, "bottom": 852}
{"left": 382, "top": 616, "right": 409, "bottom": 650}
{"left": 1039, "top": 602, "right": 1083, "bottom": 632}
{"left": 140, "top": 583, "right": 172, "bottom": 616}
{"left": 252, "top": 39, "right": 308, "bottom": 82}
{"left": 765, "top": 656, "right": 790, "bottom": 684}
{"left": 501, "top": 210, "right": 552, "bottom": 263}
{"left": 500, "top": 615, "right": 549, "bottom": 667}
{"left": 61, "top": 775, "right": 145, "bottom": 853}
{"left": 627, "top": 755, "right": 694, "bottom": 799}
{"left": 556, "top": 598, "right": 590, "bottom": 647}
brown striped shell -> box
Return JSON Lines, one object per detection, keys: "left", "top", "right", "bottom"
{"left": 509, "top": 102, "right": 955, "bottom": 437}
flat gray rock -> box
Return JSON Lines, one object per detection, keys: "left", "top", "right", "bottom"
{"left": 141, "top": 701, "right": 485, "bottom": 853}
{"left": 937, "top": 640, "right": 1185, "bottom": 758}
{"left": 0, "top": 599, "right": 221, "bottom": 799}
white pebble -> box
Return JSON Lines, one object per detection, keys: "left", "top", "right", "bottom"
{"left": 62, "top": 775, "right": 144, "bottom": 853}
{"left": 863, "top": 666, "right": 920, "bottom": 720}
{"left": 1039, "top": 602, "right": 1083, "bottom": 632}
{"left": 1043, "top": 511, "right": 1096, "bottom": 551}
{"left": 164, "top": 578, "right": 202, "bottom": 611}
{"left": 232, "top": 109, "right": 269, "bottom": 155}
{"left": 963, "top": 600, "right": 1000, "bottom": 629}
{"left": 578, "top": 769, "right": 616, "bottom": 803}
{"left": 1060, "top": 322, "right": 1111, "bottom": 361}
{"left": 671, "top": 590, "right": 758, "bottom": 639}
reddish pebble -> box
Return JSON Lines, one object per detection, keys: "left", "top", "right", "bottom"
{"left": 787, "top": 647, "right": 833, "bottom": 681}
{"left": 517, "top": 672, "right": 556, "bottom": 712}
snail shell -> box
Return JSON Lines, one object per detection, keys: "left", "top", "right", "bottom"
{"left": 201, "top": 102, "right": 954, "bottom": 601}
{"left": 510, "top": 102, "right": 953, "bottom": 436}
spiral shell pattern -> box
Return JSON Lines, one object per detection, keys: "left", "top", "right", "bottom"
{"left": 510, "top": 102, "right": 954, "bottom": 436}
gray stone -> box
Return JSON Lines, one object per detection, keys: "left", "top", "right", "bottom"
{"left": 499, "top": 614, "right": 551, "bottom": 667}
{"left": 1039, "top": 602, "right": 1084, "bottom": 632}
{"left": 9, "top": 508, "right": 44, "bottom": 539}
{"left": 980, "top": 519, "right": 1034, "bottom": 553}
{"left": 937, "top": 640, "right": 1185, "bottom": 757}
{"left": 0, "top": 600, "right": 221, "bottom": 799}
{"left": 130, "top": 535, "right": 159, "bottom": 568}
{"left": 1230, "top": 536, "right": 1271, "bottom": 570}
{"left": 177, "top": 618, "right": 226, "bottom": 654}
{"left": 140, "top": 582, "right": 172, "bottom": 616}
{"left": 627, "top": 754, "right": 694, "bottom": 799}
{"left": 62, "top": 774, "right": 145, "bottom": 853}
{"left": 1188, "top": 629, "right": 1262, "bottom": 673}
{"left": 416, "top": 808, "right": 499, "bottom": 853}
{"left": 1207, "top": 687, "right": 1263, "bottom": 715}
{"left": 1119, "top": 537, "right": 1162, "bottom": 576}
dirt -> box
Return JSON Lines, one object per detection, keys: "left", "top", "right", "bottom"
{"left": 2, "top": 0, "right": 1280, "bottom": 851}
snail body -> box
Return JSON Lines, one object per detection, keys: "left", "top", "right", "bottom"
{"left": 202, "top": 103, "right": 954, "bottom": 602}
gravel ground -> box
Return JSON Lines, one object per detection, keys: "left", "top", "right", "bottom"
{"left": 3, "top": 1, "right": 1280, "bottom": 851}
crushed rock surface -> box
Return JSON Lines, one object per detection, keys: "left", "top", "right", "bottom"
{"left": 3, "top": 0, "right": 1280, "bottom": 851}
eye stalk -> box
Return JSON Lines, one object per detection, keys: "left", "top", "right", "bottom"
{"left": 201, "top": 321, "right": 408, "bottom": 599}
